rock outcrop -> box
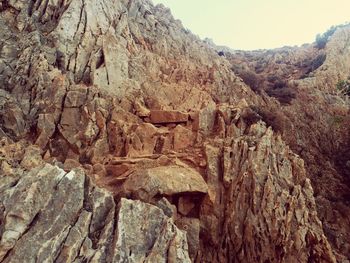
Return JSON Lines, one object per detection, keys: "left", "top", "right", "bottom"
{"left": 0, "top": 0, "right": 349, "bottom": 262}
{"left": 0, "top": 163, "right": 191, "bottom": 263}
{"left": 120, "top": 166, "right": 208, "bottom": 201}
{"left": 225, "top": 26, "right": 350, "bottom": 260}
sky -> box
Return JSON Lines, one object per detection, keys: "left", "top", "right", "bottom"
{"left": 151, "top": 0, "right": 350, "bottom": 50}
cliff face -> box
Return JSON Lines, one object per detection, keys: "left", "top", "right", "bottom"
{"left": 225, "top": 28, "right": 350, "bottom": 260}
{"left": 0, "top": 159, "right": 191, "bottom": 263}
{"left": 0, "top": 0, "right": 349, "bottom": 262}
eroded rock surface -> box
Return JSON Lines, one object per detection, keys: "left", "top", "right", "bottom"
{"left": 0, "top": 163, "right": 190, "bottom": 263}
{"left": 121, "top": 166, "right": 208, "bottom": 201}
{"left": 0, "top": 0, "right": 349, "bottom": 262}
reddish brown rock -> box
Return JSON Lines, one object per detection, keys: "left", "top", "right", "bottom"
{"left": 105, "top": 164, "right": 130, "bottom": 177}
{"left": 92, "top": 163, "right": 107, "bottom": 178}
{"left": 35, "top": 113, "right": 56, "bottom": 148}
{"left": 149, "top": 110, "right": 189, "bottom": 124}
{"left": 125, "top": 123, "right": 159, "bottom": 157}
{"left": 63, "top": 159, "right": 81, "bottom": 171}
{"left": 173, "top": 125, "right": 194, "bottom": 150}
{"left": 0, "top": 0, "right": 349, "bottom": 261}
{"left": 191, "top": 106, "right": 217, "bottom": 135}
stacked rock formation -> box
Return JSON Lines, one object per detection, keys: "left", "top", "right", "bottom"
{"left": 0, "top": 0, "right": 349, "bottom": 262}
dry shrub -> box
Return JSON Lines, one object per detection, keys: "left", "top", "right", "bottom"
{"left": 236, "top": 69, "right": 262, "bottom": 93}
{"left": 250, "top": 106, "right": 287, "bottom": 133}
{"left": 266, "top": 87, "right": 296, "bottom": 105}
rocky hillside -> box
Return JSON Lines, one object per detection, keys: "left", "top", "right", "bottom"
{"left": 223, "top": 28, "right": 350, "bottom": 261}
{"left": 0, "top": 0, "right": 349, "bottom": 262}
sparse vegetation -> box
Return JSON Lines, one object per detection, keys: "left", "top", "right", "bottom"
{"left": 332, "top": 115, "right": 344, "bottom": 128}
{"left": 315, "top": 34, "right": 328, "bottom": 49}
{"left": 336, "top": 78, "right": 350, "bottom": 96}
{"left": 234, "top": 68, "right": 262, "bottom": 93}
{"left": 250, "top": 106, "right": 287, "bottom": 133}
{"left": 272, "top": 78, "right": 287, "bottom": 89}
{"left": 265, "top": 76, "right": 296, "bottom": 104}
{"left": 266, "top": 86, "right": 296, "bottom": 105}
{"left": 298, "top": 53, "right": 327, "bottom": 79}
{"left": 311, "top": 53, "right": 326, "bottom": 71}
{"left": 316, "top": 23, "right": 350, "bottom": 49}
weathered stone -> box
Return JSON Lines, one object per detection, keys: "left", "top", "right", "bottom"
{"left": 176, "top": 217, "right": 200, "bottom": 261}
{"left": 125, "top": 123, "right": 159, "bottom": 157}
{"left": 92, "top": 163, "right": 107, "bottom": 177}
{"left": 0, "top": 91, "right": 26, "bottom": 138}
{"left": 0, "top": 164, "right": 191, "bottom": 263}
{"left": 63, "top": 158, "right": 81, "bottom": 171}
{"left": 55, "top": 210, "right": 92, "bottom": 263}
{"left": 105, "top": 164, "right": 130, "bottom": 177}
{"left": 173, "top": 125, "right": 194, "bottom": 150}
{"left": 114, "top": 198, "right": 191, "bottom": 263}
{"left": 64, "top": 87, "right": 88, "bottom": 108}
{"left": 178, "top": 196, "right": 196, "bottom": 216}
{"left": 149, "top": 110, "right": 189, "bottom": 124}
{"left": 35, "top": 113, "right": 56, "bottom": 148}
{"left": 121, "top": 166, "right": 208, "bottom": 201}
{"left": 0, "top": 161, "right": 15, "bottom": 176}
{"left": 192, "top": 106, "right": 217, "bottom": 135}
{"left": 155, "top": 197, "right": 177, "bottom": 219}
{"left": 0, "top": 0, "right": 349, "bottom": 261}
{"left": 134, "top": 98, "right": 151, "bottom": 117}
{"left": 0, "top": 164, "right": 67, "bottom": 262}
{"left": 200, "top": 123, "right": 337, "bottom": 263}
{"left": 20, "top": 145, "right": 44, "bottom": 170}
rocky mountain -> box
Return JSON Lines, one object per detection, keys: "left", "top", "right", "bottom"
{"left": 0, "top": 0, "right": 349, "bottom": 262}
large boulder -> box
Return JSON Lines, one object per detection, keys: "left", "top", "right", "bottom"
{"left": 121, "top": 165, "right": 208, "bottom": 201}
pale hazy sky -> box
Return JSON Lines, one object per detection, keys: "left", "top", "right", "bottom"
{"left": 151, "top": 0, "right": 350, "bottom": 50}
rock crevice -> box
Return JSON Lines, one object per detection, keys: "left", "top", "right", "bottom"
{"left": 0, "top": 0, "right": 349, "bottom": 262}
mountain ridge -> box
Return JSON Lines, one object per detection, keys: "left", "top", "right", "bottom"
{"left": 0, "top": 0, "right": 349, "bottom": 262}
